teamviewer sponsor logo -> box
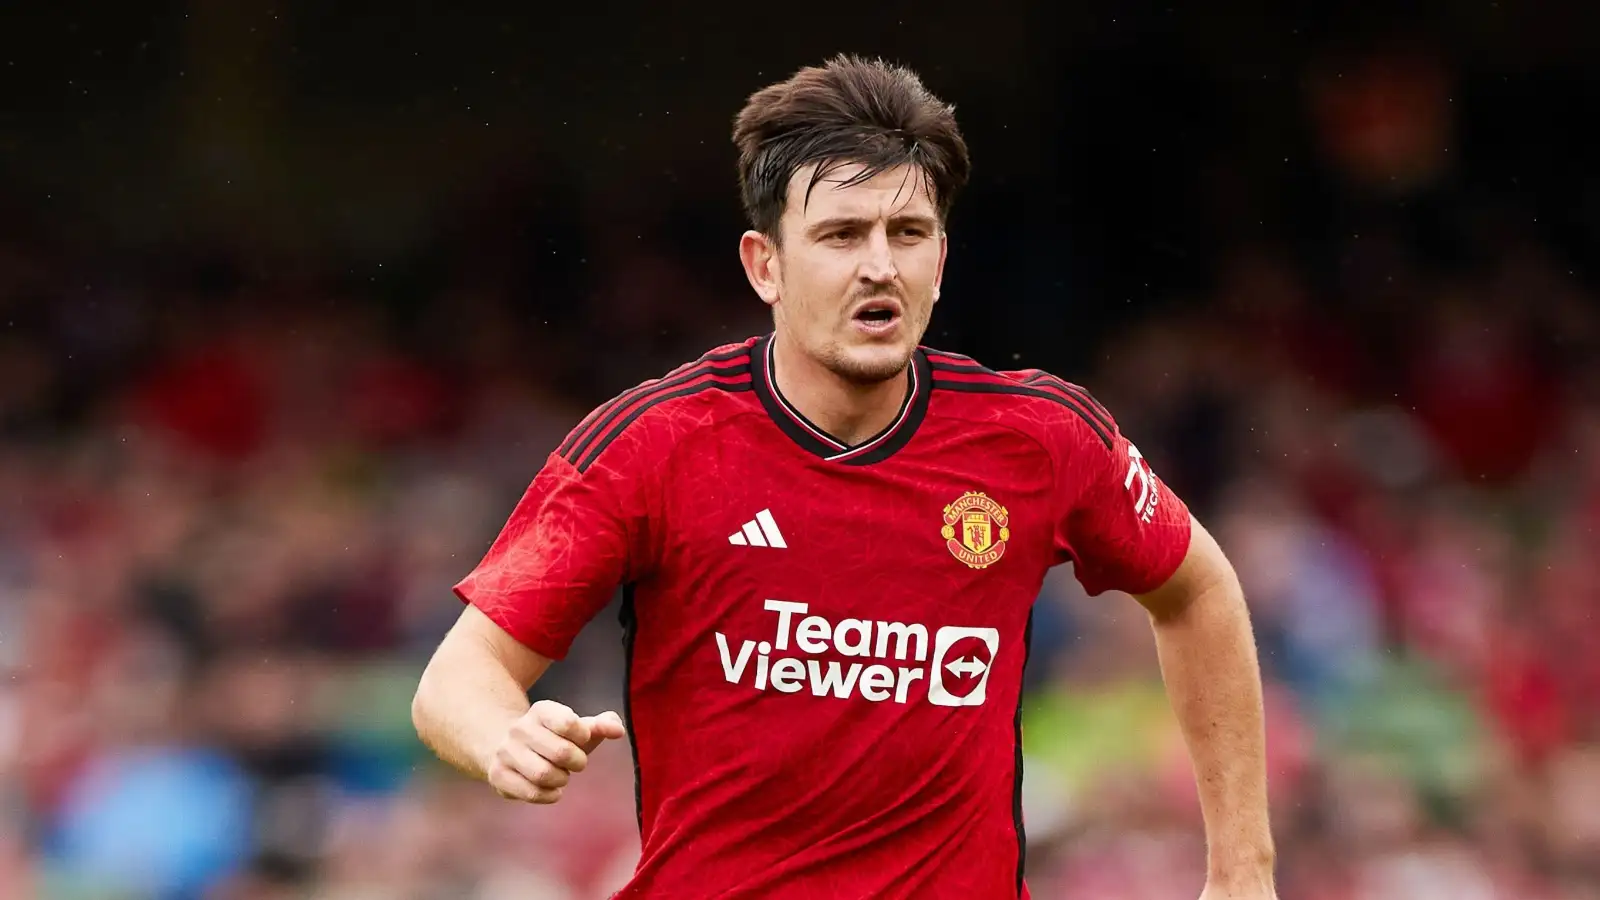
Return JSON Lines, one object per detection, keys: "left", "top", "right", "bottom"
{"left": 927, "top": 626, "right": 1000, "bottom": 707}
{"left": 714, "top": 600, "right": 999, "bottom": 706}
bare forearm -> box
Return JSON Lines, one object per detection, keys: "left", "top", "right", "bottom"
{"left": 412, "top": 639, "right": 536, "bottom": 780}
{"left": 1150, "top": 578, "right": 1274, "bottom": 889}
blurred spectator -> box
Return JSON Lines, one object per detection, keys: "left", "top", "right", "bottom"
{"left": 4, "top": 11, "right": 1600, "bottom": 897}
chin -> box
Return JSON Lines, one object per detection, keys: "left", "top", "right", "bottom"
{"left": 829, "top": 342, "right": 914, "bottom": 385}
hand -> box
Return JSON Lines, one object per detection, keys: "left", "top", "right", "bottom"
{"left": 485, "top": 699, "right": 627, "bottom": 804}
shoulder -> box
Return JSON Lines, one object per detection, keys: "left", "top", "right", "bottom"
{"left": 921, "top": 345, "right": 1118, "bottom": 452}
{"left": 553, "top": 338, "right": 760, "bottom": 474}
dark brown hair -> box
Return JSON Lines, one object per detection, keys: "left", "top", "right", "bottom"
{"left": 732, "top": 55, "right": 971, "bottom": 240}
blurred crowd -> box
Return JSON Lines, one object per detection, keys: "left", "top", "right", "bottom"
{"left": 1018, "top": 235, "right": 1600, "bottom": 898}
{"left": 3, "top": 29, "right": 1600, "bottom": 899}
{"left": 2, "top": 212, "right": 1599, "bottom": 900}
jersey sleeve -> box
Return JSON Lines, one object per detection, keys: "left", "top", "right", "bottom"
{"left": 1050, "top": 396, "right": 1192, "bottom": 596}
{"left": 453, "top": 444, "right": 658, "bottom": 661}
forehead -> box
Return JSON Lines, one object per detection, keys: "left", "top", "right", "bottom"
{"left": 783, "top": 161, "right": 938, "bottom": 223}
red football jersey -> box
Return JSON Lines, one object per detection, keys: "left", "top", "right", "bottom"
{"left": 455, "top": 334, "right": 1192, "bottom": 899}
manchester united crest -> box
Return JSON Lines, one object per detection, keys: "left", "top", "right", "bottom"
{"left": 941, "top": 492, "right": 1010, "bottom": 569}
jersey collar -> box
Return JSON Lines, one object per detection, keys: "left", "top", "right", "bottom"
{"left": 751, "top": 333, "right": 931, "bottom": 465}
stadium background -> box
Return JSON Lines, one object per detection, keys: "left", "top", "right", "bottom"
{"left": 3, "top": 2, "right": 1600, "bottom": 897}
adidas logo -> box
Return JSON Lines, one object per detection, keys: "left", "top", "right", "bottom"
{"left": 729, "top": 509, "right": 787, "bottom": 549}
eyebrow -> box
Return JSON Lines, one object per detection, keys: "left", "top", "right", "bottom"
{"left": 804, "top": 214, "right": 939, "bottom": 239}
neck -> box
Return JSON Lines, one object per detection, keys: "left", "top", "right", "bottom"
{"left": 770, "top": 333, "right": 909, "bottom": 446}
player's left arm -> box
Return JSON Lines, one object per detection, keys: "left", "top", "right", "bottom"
{"left": 1050, "top": 391, "right": 1275, "bottom": 898}
{"left": 1134, "top": 517, "right": 1276, "bottom": 898}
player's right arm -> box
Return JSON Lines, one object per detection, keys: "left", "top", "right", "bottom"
{"left": 413, "top": 606, "right": 624, "bottom": 801}
{"left": 412, "top": 438, "right": 659, "bottom": 802}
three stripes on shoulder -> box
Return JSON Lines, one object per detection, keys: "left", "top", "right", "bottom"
{"left": 729, "top": 509, "right": 787, "bottom": 548}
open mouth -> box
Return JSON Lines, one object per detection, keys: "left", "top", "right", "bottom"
{"left": 852, "top": 299, "right": 903, "bottom": 332}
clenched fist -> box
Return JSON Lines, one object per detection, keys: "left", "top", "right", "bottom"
{"left": 486, "top": 700, "right": 627, "bottom": 804}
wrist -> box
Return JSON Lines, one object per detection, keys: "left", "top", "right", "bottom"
{"left": 1207, "top": 844, "right": 1275, "bottom": 889}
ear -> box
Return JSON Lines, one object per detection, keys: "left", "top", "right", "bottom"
{"left": 933, "top": 231, "right": 949, "bottom": 302}
{"left": 739, "top": 230, "right": 781, "bottom": 308}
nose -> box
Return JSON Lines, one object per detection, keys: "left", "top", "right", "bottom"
{"left": 858, "top": 228, "right": 897, "bottom": 284}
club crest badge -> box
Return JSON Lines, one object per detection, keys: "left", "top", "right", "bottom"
{"left": 941, "top": 491, "right": 1009, "bottom": 569}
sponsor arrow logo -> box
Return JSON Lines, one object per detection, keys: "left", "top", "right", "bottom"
{"left": 945, "top": 656, "right": 987, "bottom": 678}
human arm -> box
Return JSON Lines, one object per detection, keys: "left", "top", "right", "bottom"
{"left": 412, "top": 446, "right": 654, "bottom": 802}
{"left": 413, "top": 604, "right": 551, "bottom": 781}
{"left": 1135, "top": 517, "right": 1276, "bottom": 897}
{"left": 412, "top": 605, "right": 624, "bottom": 802}
{"left": 1041, "top": 380, "right": 1275, "bottom": 897}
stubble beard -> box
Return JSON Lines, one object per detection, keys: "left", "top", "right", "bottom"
{"left": 819, "top": 303, "right": 930, "bottom": 386}
{"left": 824, "top": 347, "right": 911, "bottom": 385}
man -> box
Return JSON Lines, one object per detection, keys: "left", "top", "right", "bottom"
{"left": 413, "top": 55, "right": 1277, "bottom": 899}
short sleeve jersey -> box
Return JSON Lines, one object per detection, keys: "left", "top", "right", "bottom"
{"left": 455, "top": 335, "right": 1191, "bottom": 899}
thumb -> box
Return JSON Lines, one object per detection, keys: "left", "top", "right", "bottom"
{"left": 579, "top": 711, "right": 626, "bottom": 751}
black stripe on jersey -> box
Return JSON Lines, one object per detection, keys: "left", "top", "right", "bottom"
{"left": 1021, "top": 371, "right": 1114, "bottom": 435}
{"left": 932, "top": 378, "right": 1114, "bottom": 449}
{"left": 923, "top": 347, "right": 978, "bottom": 364}
{"left": 560, "top": 357, "right": 751, "bottom": 468}
{"left": 925, "top": 357, "right": 986, "bottom": 374}
{"left": 557, "top": 345, "right": 752, "bottom": 460}
{"left": 573, "top": 379, "right": 753, "bottom": 473}
{"left": 619, "top": 587, "right": 644, "bottom": 834}
{"left": 929, "top": 355, "right": 1116, "bottom": 437}
{"left": 925, "top": 351, "right": 1115, "bottom": 447}
{"left": 1013, "top": 609, "right": 1034, "bottom": 898}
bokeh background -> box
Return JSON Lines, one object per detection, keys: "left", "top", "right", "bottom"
{"left": 4, "top": 2, "right": 1600, "bottom": 898}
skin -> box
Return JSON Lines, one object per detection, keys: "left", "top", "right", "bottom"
{"left": 1137, "top": 521, "right": 1278, "bottom": 898}
{"left": 738, "top": 162, "right": 945, "bottom": 445}
{"left": 411, "top": 155, "right": 1275, "bottom": 898}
